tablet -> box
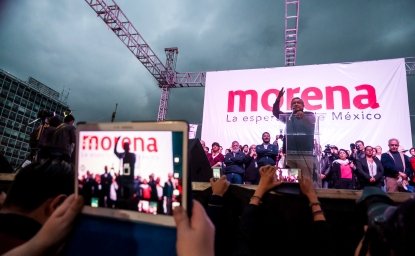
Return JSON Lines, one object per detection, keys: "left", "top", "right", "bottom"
{"left": 75, "top": 121, "right": 189, "bottom": 227}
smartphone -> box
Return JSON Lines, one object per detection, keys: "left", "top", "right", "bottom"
{"left": 91, "top": 197, "right": 99, "bottom": 208}
{"left": 278, "top": 168, "right": 301, "bottom": 183}
{"left": 212, "top": 167, "right": 221, "bottom": 181}
{"left": 75, "top": 121, "right": 189, "bottom": 227}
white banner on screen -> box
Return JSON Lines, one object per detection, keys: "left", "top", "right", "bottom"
{"left": 202, "top": 58, "right": 412, "bottom": 152}
{"left": 77, "top": 131, "right": 173, "bottom": 184}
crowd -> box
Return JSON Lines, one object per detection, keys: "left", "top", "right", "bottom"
{"left": 200, "top": 137, "right": 415, "bottom": 192}
{"left": 1, "top": 161, "right": 414, "bottom": 256}
{"left": 199, "top": 88, "right": 415, "bottom": 192}
{"left": 78, "top": 167, "right": 180, "bottom": 215}
{"left": 0, "top": 92, "right": 414, "bottom": 255}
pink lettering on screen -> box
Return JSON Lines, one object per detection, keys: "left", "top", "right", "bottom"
{"left": 81, "top": 135, "right": 158, "bottom": 152}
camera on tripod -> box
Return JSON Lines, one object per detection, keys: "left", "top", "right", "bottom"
{"left": 37, "top": 109, "right": 55, "bottom": 124}
{"left": 323, "top": 144, "right": 331, "bottom": 155}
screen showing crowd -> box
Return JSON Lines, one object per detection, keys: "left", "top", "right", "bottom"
{"left": 76, "top": 130, "right": 184, "bottom": 216}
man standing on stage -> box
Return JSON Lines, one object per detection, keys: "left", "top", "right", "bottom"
{"left": 114, "top": 137, "right": 136, "bottom": 200}
{"left": 272, "top": 87, "right": 319, "bottom": 186}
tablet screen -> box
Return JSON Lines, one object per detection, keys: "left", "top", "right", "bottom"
{"left": 75, "top": 121, "right": 188, "bottom": 227}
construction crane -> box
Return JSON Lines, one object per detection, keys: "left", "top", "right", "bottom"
{"left": 85, "top": 0, "right": 413, "bottom": 121}
{"left": 84, "top": 0, "right": 205, "bottom": 121}
{"left": 284, "top": 0, "right": 415, "bottom": 76}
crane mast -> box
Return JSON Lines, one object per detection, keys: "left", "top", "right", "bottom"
{"left": 284, "top": 0, "right": 300, "bottom": 66}
{"left": 84, "top": 0, "right": 205, "bottom": 121}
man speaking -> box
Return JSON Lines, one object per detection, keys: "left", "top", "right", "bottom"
{"left": 272, "top": 87, "right": 320, "bottom": 187}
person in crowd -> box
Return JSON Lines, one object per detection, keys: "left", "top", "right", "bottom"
{"left": 51, "top": 114, "right": 76, "bottom": 164}
{"left": 320, "top": 145, "right": 339, "bottom": 188}
{"left": 108, "top": 178, "right": 119, "bottom": 208}
{"left": 236, "top": 165, "right": 334, "bottom": 256}
{"left": 147, "top": 173, "right": 159, "bottom": 212}
{"left": 375, "top": 145, "right": 383, "bottom": 159}
{"left": 37, "top": 115, "right": 62, "bottom": 163}
{"left": 409, "top": 147, "right": 415, "bottom": 187}
{"left": 242, "top": 144, "right": 249, "bottom": 155}
{"left": 328, "top": 149, "right": 358, "bottom": 189}
{"left": 28, "top": 109, "right": 56, "bottom": 162}
{"left": 381, "top": 138, "right": 412, "bottom": 192}
{"left": 163, "top": 172, "right": 176, "bottom": 215}
{"left": 354, "top": 186, "right": 415, "bottom": 256}
{"left": 255, "top": 132, "right": 278, "bottom": 168}
{"left": 205, "top": 175, "right": 231, "bottom": 256}
{"left": 2, "top": 194, "right": 84, "bottom": 256}
{"left": 200, "top": 139, "right": 209, "bottom": 155}
{"left": 356, "top": 146, "right": 384, "bottom": 189}
{"left": 350, "top": 140, "right": 366, "bottom": 162}
{"left": 0, "top": 146, "right": 14, "bottom": 173}
{"left": 222, "top": 141, "right": 249, "bottom": 184}
{"left": 0, "top": 159, "right": 75, "bottom": 254}
{"left": 3, "top": 195, "right": 215, "bottom": 256}
{"left": 244, "top": 144, "right": 259, "bottom": 185}
{"left": 100, "top": 165, "right": 113, "bottom": 208}
{"left": 207, "top": 142, "right": 224, "bottom": 168}
{"left": 81, "top": 170, "right": 98, "bottom": 207}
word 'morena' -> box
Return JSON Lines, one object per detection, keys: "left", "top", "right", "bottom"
{"left": 81, "top": 135, "right": 158, "bottom": 152}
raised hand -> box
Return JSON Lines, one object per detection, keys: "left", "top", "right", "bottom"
{"left": 277, "top": 87, "right": 285, "bottom": 100}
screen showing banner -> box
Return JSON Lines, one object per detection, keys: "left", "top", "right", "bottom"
{"left": 202, "top": 58, "right": 412, "bottom": 152}
{"left": 77, "top": 131, "right": 173, "bottom": 185}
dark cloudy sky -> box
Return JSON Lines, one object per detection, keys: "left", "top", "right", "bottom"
{"left": 0, "top": 0, "right": 414, "bottom": 137}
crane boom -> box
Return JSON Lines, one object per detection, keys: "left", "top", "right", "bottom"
{"left": 84, "top": 0, "right": 205, "bottom": 121}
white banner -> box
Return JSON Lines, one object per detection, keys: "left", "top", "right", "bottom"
{"left": 202, "top": 58, "right": 412, "bottom": 152}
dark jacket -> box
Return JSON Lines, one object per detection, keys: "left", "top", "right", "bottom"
{"left": 256, "top": 144, "right": 278, "bottom": 167}
{"left": 355, "top": 157, "right": 384, "bottom": 188}
{"left": 223, "top": 151, "right": 249, "bottom": 174}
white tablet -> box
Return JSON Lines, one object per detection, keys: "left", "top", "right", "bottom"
{"left": 75, "top": 121, "right": 189, "bottom": 227}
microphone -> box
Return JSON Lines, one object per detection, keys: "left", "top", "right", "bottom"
{"left": 289, "top": 106, "right": 295, "bottom": 121}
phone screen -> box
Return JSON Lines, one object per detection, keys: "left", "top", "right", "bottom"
{"left": 91, "top": 197, "right": 99, "bottom": 208}
{"left": 278, "top": 168, "right": 301, "bottom": 183}
{"left": 212, "top": 167, "right": 221, "bottom": 180}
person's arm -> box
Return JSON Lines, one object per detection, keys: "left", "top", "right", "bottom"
{"left": 299, "top": 174, "right": 335, "bottom": 256}
{"left": 236, "top": 166, "right": 282, "bottom": 255}
{"left": 206, "top": 175, "right": 230, "bottom": 221}
{"left": 272, "top": 87, "right": 285, "bottom": 119}
{"left": 3, "top": 194, "right": 84, "bottom": 256}
{"left": 113, "top": 136, "right": 122, "bottom": 158}
{"left": 299, "top": 175, "right": 325, "bottom": 222}
{"left": 174, "top": 200, "right": 215, "bottom": 256}
{"left": 249, "top": 165, "right": 281, "bottom": 205}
